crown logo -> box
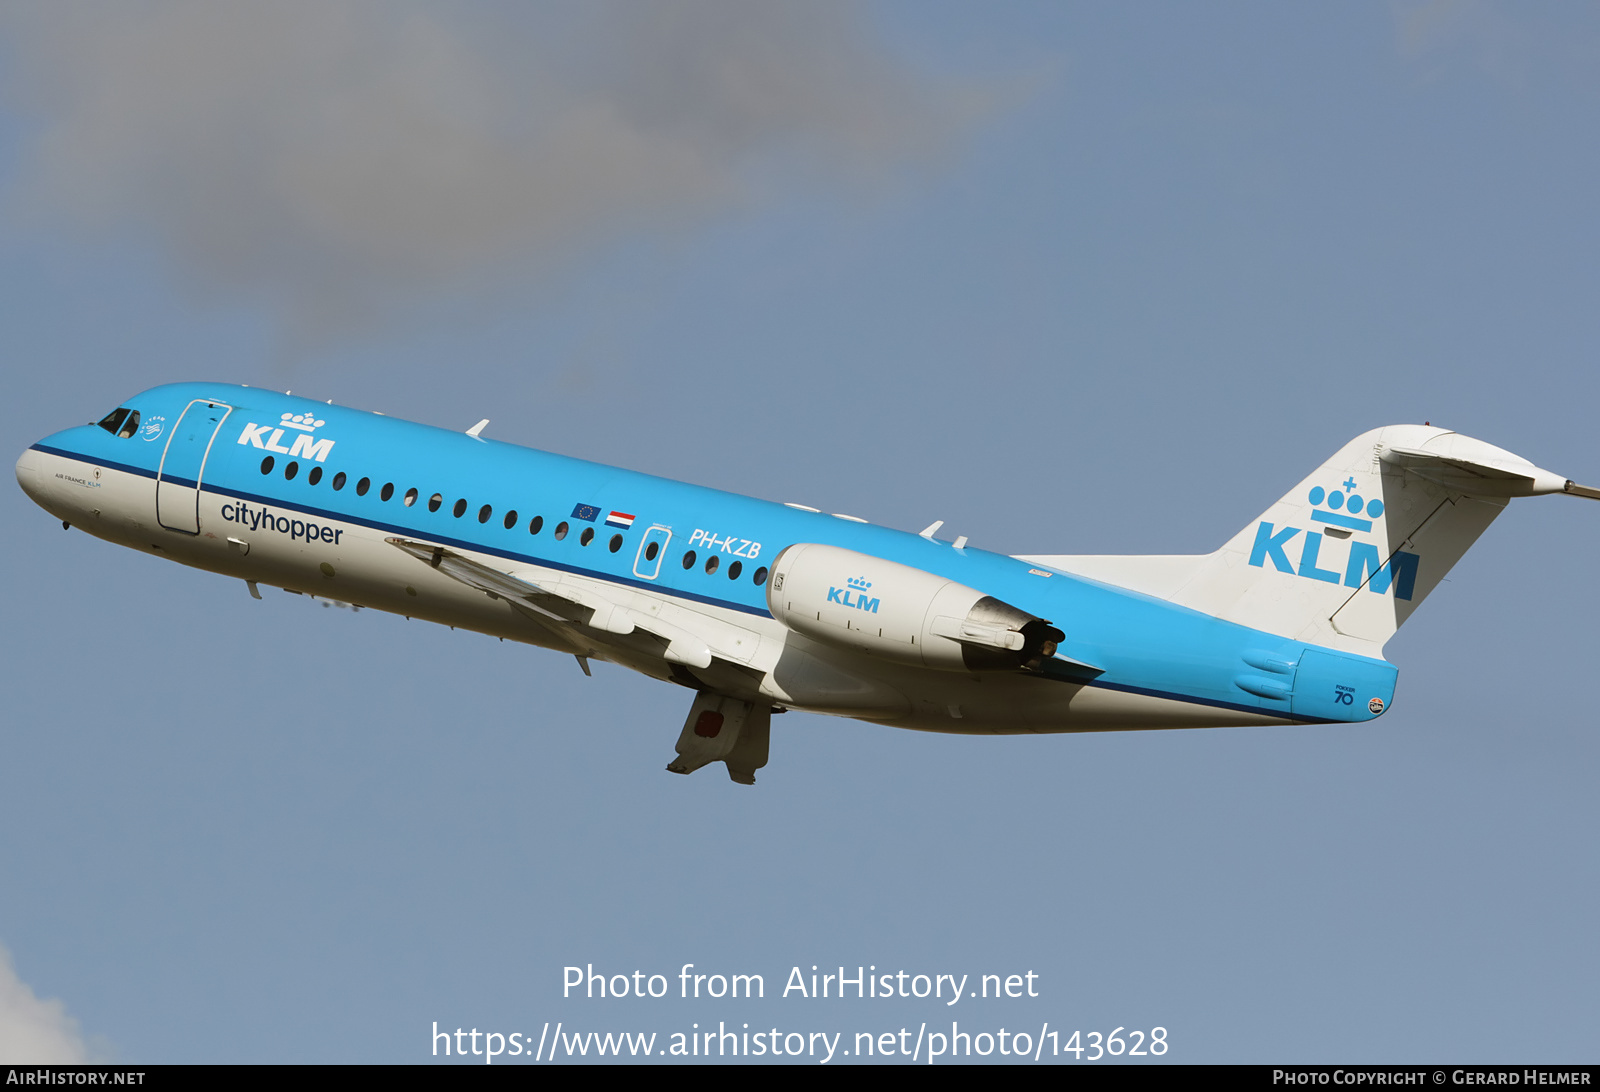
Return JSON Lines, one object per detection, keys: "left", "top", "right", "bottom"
{"left": 280, "top": 411, "right": 326, "bottom": 432}
{"left": 1308, "top": 477, "right": 1382, "bottom": 532}
{"left": 847, "top": 577, "right": 872, "bottom": 590}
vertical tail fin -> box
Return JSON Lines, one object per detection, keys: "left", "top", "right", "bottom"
{"left": 1024, "top": 426, "right": 1596, "bottom": 657}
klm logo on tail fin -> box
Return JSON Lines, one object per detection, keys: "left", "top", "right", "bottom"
{"left": 1307, "top": 479, "right": 1383, "bottom": 530}
{"left": 1248, "top": 479, "right": 1418, "bottom": 600}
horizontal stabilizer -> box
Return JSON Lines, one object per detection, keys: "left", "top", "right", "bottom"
{"left": 1379, "top": 444, "right": 1573, "bottom": 498}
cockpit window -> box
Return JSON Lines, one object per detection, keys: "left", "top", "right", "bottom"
{"left": 98, "top": 408, "right": 142, "bottom": 438}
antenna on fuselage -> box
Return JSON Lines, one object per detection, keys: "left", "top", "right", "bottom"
{"left": 466, "top": 419, "right": 490, "bottom": 439}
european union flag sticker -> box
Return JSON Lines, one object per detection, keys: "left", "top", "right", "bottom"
{"left": 571, "top": 503, "right": 601, "bottom": 522}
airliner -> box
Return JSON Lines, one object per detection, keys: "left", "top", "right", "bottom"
{"left": 17, "top": 383, "right": 1597, "bottom": 784}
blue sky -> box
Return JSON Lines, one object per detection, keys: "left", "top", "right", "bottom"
{"left": 2, "top": 1, "right": 1597, "bottom": 1063}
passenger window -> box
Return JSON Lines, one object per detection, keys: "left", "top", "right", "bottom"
{"left": 404, "top": 487, "right": 418, "bottom": 507}
{"left": 332, "top": 472, "right": 346, "bottom": 491}
{"left": 308, "top": 466, "right": 323, "bottom": 486}
{"left": 503, "top": 510, "right": 518, "bottom": 530}
{"left": 530, "top": 515, "right": 544, "bottom": 535}
{"left": 453, "top": 498, "right": 467, "bottom": 518}
{"left": 284, "top": 461, "right": 299, "bottom": 481}
{"left": 704, "top": 555, "right": 719, "bottom": 575}
{"left": 380, "top": 483, "right": 394, "bottom": 501}
{"left": 753, "top": 567, "right": 768, "bottom": 586}
{"left": 727, "top": 560, "right": 742, "bottom": 580}
{"left": 357, "top": 477, "right": 371, "bottom": 496}
{"left": 579, "top": 527, "right": 594, "bottom": 546}
{"left": 609, "top": 534, "right": 623, "bottom": 553}
{"left": 682, "top": 550, "right": 696, "bottom": 569}
{"left": 478, "top": 504, "right": 492, "bottom": 524}
{"left": 261, "top": 456, "right": 275, "bottom": 475}
{"left": 554, "top": 521, "right": 569, "bottom": 540}
{"left": 428, "top": 493, "right": 442, "bottom": 512}
{"left": 645, "top": 541, "right": 659, "bottom": 562}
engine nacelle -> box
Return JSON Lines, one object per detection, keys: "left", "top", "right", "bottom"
{"left": 766, "top": 543, "right": 1063, "bottom": 672}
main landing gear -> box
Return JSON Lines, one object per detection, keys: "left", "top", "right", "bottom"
{"left": 667, "top": 693, "right": 772, "bottom": 786}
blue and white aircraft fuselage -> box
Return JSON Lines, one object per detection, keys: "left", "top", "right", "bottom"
{"left": 18, "top": 383, "right": 1597, "bottom": 783}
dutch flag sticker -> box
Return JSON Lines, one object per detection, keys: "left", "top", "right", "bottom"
{"left": 605, "top": 511, "right": 635, "bottom": 530}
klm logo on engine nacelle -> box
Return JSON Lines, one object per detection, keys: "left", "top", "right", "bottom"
{"left": 827, "top": 576, "right": 880, "bottom": 614}
{"left": 1247, "top": 479, "right": 1417, "bottom": 600}
{"left": 237, "top": 412, "right": 336, "bottom": 462}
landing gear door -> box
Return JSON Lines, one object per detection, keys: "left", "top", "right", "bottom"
{"left": 157, "top": 399, "right": 233, "bottom": 534}
{"left": 632, "top": 525, "right": 672, "bottom": 580}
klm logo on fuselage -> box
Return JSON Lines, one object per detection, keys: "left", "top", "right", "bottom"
{"left": 1249, "top": 478, "right": 1418, "bottom": 600}
{"left": 827, "top": 576, "right": 880, "bottom": 614}
{"left": 236, "top": 412, "right": 336, "bottom": 462}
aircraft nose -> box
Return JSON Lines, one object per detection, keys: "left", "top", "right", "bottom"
{"left": 15, "top": 445, "right": 45, "bottom": 505}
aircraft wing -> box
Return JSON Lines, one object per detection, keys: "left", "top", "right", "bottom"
{"left": 386, "top": 537, "right": 754, "bottom": 672}
{"left": 387, "top": 536, "right": 586, "bottom": 619}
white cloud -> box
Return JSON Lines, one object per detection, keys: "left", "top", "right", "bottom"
{"left": 0, "top": 944, "right": 92, "bottom": 1064}
{"left": 1, "top": 0, "right": 982, "bottom": 340}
